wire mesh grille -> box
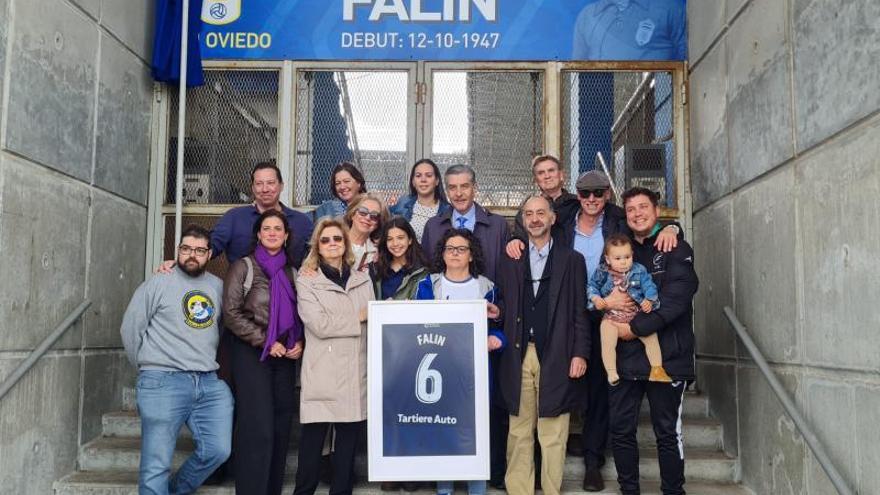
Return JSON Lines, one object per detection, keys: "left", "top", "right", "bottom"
{"left": 167, "top": 70, "right": 280, "bottom": 205}
{"left": 163, "top": 215, "right": 228, "bottom": 278}
{"left": 562, "top": 71, "right": 676, "bottom": 207}
{"left": 294, "top": 71, "right": 410, "bottom": 206}
{"left": 431, "top": 71, "right": 544, "bottom": 208}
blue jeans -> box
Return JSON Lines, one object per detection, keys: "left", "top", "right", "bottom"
{"left": 137, "top": 370, "right": 233, "bottom": 495}
{"left": 436, "top": 480, "right": 487, "bottom": 495}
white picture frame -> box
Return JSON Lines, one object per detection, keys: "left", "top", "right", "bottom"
{"left": 367, "top": 299, "right": 490, "bottom": 481}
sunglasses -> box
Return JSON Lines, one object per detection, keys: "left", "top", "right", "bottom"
{"left": 355, "top": 207, "right": 381, "bottom": 221}
{"left": 319, "top": 235, "right": 344, "bottom": 245}
{"left": 578, "top": 188, "right": 608, "bottom": 199}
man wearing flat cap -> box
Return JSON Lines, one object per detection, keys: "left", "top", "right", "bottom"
{"left": 510, "top": 170, "right": 679, "bottom": 491}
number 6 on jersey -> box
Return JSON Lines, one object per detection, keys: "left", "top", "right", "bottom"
{"left": 415, "top": 353, "right": 442, "bottom": 404}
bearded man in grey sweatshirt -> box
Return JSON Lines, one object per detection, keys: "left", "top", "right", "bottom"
{"left": 121, "top": 224, "right": 232, "bottom": 495}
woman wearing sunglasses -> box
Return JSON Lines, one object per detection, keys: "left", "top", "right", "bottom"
{"left": 222, "top": 210, "right": 303, "bottom": 495}
{"left": 415, "top": 228, "right": 506, "bottom": 495}
{"left": 293, "top": 217, "right": 374, "bottom": 495}
{"left": 343, "top": 193, "right": 390, "bottom": 272}
{"left": 389, "top": 158, "right": 452, "bottom": 242}
{"left": 313, "top": 162, "right": 367, "bottom": 221}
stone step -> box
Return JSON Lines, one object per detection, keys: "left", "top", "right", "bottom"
{"left": 640, "top": 391, "right": 708, "bottom": 418}
{"left": 120, "top": 388, "right": 709, "bottom": 419}
{"left": 101, "top": 410, "right": 722, "bottom": 450}
{"left": 55, "top": 471, "right": 753, "bottom": 495}
{"left": 78, "top": 437, "right": 736, "bottom": 483}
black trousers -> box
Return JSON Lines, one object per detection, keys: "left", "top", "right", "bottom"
{"left": 489, "top": 352, "right": 509, "bottom": 483}
{"left": 294, "top": 421, "right": 365, "bottom": 495}
{"left": 609, "top": 380, "right": 686, "bottom": 495}
{"left": 490, "top": 404, "right": 509, "bottom": 483}
{"left": 230, "top": 336, "right": 297, "bottom": 495}
{"left": 580, "top": 315, "right": 610, "bottom": 469}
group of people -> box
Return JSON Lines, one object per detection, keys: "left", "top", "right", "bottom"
{"left": 121, "top": 155, "right": 698, "bottom": 495}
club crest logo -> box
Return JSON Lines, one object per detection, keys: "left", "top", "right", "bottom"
{"left": 635, "top": 19, "right": 655, "bottom": 46}
{"left": 201, "top": 0, "right": 241, "bottom": 26}
{"left": 182, "top": 290, "right": 216, "bottom": 329}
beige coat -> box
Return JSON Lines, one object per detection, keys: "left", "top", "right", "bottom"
{"left": 295, "top": 268, "right": 373, "bottom": 423}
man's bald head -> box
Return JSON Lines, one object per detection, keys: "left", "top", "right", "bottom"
{"left": 521, "top": 194, "right": 555, "bottom": 241}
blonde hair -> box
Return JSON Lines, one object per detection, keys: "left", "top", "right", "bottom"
{"left": 343, "top": 193, "right": 391, "bottom": 241}
{"left": 302, "top": 218, "right": 355, "bottom": 271}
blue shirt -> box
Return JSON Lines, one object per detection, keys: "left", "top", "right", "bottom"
{"left": 572, "top": 0, "right": 687, "bottom": 61}
{"left": 451, "top": 204, "right": 477, "bottom": 232}
{"left": 573, "top": 212, "right": 604, "bottom": 281}
{"left": 380, "top": 268, "right": 406, "bottom": 300}
{"left": 528, "top": 239, "right": 553, "bottom": 296}
{"left": 210, "top": 203, "right": 313, "bottom": 267}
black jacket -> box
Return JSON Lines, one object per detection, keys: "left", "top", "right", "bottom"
{"left": 496, "top": 243, "right": 591, "bottom": 417}
{"left": 511, "top": 190, "right": 581, "bottom": 244}
{"left": 617, "top": 230, "right": 699, "bottom": 381}
{"left": 551, "top": 202, "right": 630, "bottom": 249}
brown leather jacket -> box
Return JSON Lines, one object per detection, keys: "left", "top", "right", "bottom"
{"left": 222, "top": 255, "right": 297, "bottom": 348}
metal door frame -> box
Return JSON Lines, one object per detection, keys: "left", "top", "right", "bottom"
{"left": 289, "top": 61, "right": 420, "bottom": 204}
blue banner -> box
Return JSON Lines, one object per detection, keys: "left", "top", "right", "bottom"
{"left": 199, "top": 0, "right": 687, "bottom": 61}
{"left": 382, "top": 323, "right": 476, "bottom": 457}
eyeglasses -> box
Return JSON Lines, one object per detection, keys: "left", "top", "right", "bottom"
{"left": 319, "top": 235, "right": 344, "bottom": 245}
{"left": 578, "top": 188, "right": 607, "bottom": 199}
{"left": 356, "top": 207, "right": 381, "bottom": 221}
{"left": 443, "top": 245, "right": 470, "bottom": 255}
{"left": 179, "top": 245, "right": 209, "bottom": 257}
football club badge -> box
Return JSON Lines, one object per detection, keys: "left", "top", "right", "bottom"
{"left": 202, "top": 0, "right": 241, "bottom": 26}
{"left": 635, "top": 19, "right": 656, "bottom": 46}
{"left": 182, "top": 290, "right": 216, "bottom": 329}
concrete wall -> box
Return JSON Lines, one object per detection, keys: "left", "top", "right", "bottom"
{"left": 688, "top": 0, "right": 880, "bottom": 493}
{"left": 0, "top": 0, "right": 152, "bottom": 492}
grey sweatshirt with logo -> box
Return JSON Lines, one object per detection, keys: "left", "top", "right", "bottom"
{"left": 121, "top": 267, "right": 224, "bottom": 372}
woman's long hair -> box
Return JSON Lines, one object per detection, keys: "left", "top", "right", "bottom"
{"left": 301, "top": 218, "right": 355, "bottom": 271}
{"left": 250, "top": 209, "right": 295, "bottom": 266}
{"left": 407, "top": 158, "right": 445, "bottom": 202}
{"left": 375, "top": 217, "right": 427, "bottom": 279}
{"left": 431, "top": 228, "right": 485, "bottom": 277}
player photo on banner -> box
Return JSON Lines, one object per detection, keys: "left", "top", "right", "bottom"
{"left": 368, "top": 300, "right": 490, "bottom": 481}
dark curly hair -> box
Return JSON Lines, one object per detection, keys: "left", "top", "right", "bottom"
{"left": 375, "top": 217, "right": 427, "bottom": 279}
{"left": 431, "top": 228, "right": 485, "bottom": 277}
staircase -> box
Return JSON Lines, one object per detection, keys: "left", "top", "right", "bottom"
{"left": 54, "top": 391, "right": 752, "bottom": 494}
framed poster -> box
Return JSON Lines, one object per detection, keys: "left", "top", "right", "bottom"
{"left": 367, "top": 300, "right": 490, "bottom": 481}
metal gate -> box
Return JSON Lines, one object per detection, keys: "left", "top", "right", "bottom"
{"left": 146, "top": 61, "right": 688, "bottom": 275}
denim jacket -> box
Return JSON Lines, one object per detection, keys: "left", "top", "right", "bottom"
{"left": 389, "top": 194, "right": 452, "bottom": 221}
{"left": 312, "top": 199, "right": 347, "bottom": 222}
{"left": 587, "top": 262, "right": 659, "bottom": 310}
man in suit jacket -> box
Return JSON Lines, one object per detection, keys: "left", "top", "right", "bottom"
{"left": 421, "top": 164, "right": 509, "bottom": 283}
{"left": 496, "top": 194, "right": 590, "bottom": 495}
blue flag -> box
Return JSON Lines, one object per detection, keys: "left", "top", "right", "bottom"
{"left": 151, "top": 0, "right": 205, "bottom": 87}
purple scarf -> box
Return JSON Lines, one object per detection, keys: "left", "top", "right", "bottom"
{"left": 255, "top": 244, "right": 301, "bottom": 361}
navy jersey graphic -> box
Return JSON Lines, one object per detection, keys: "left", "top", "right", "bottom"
{"left": 382, "top": 323, "right": 476, "bottom": 456}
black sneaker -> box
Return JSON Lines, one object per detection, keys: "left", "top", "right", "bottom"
{"left": 582, "top": 467, "right": 604, "bottom": 492}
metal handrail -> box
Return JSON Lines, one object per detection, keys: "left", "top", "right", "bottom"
{"left": 0, "top": 300, "right": 91, "bottom": 402}
{"left": 723, "top": 306, "right": 854, "bottom": 495}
